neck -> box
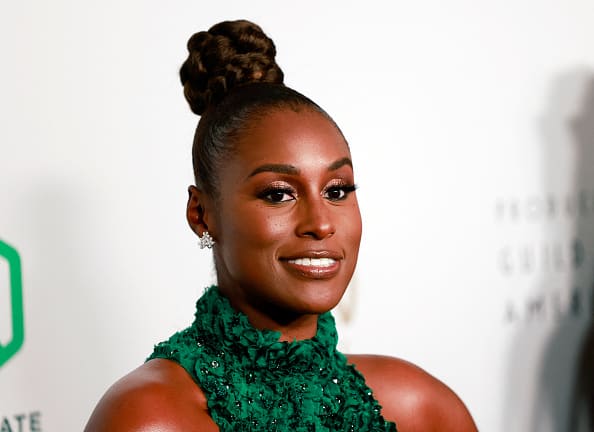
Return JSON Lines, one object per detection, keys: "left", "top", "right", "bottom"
{"left": 218, "top": 286, "right": 320, "bottom": 341}
{"left": 245, "top": 310, "right": 320, "bottom": 342}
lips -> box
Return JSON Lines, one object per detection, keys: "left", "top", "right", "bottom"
{"left": 287, "top": 257, "right": 336, "bottom": 267}
{"left": 280, "top": 251, "right": 342, "bottom": 279}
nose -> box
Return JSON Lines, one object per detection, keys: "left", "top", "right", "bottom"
{"left": 295, "top": 195, "right": 336, "bottom": 240}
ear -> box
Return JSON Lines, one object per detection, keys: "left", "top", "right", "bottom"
{"left": 186, "top": 185, "right": 216, "bottom": 239}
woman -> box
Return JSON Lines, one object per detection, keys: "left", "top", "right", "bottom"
{"left": 85, "top": 20, "right": 478, "bottom": 431}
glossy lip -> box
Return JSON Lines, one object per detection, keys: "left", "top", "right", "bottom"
{"left": 279, "top": 250, "right": 343, "bottom": 280}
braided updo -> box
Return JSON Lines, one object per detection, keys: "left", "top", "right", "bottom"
{"left": 181, "top": 20, "right": 336, "bottom": 196}
{"left": 181, "top": 20, "right": 284, "bottom": 115}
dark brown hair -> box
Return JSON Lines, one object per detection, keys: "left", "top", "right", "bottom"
{"left": 180, "top": 20, "right": 335, "bottom": 196}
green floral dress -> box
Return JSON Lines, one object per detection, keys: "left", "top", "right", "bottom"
{"left": 148, "top": 286, "right": 397, "bottom": 431}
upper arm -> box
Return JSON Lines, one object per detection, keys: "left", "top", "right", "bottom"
{"left": 348, "top": 355, "right": 478, "bottom": 432}
{"left": 84, "top": 360, "right": 217, "bottom": 432}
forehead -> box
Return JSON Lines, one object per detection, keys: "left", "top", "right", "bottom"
{"left": 233, "top": 108, "right": 350, "bottom": 169}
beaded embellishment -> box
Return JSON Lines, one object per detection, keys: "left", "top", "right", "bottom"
{"left": 148, "top": 286, "right": 397, "bottom": 431}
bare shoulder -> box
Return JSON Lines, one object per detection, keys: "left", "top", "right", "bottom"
{"left": 347, "top": 354, "right": 478, "bottom": 432}
{"left": 84, "top": 358, "right": 217, "bottom": 432}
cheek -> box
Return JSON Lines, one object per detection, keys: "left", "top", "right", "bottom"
{"left": 220, "top": 205, "right": 293, "bottom": 257}
{"left": 260, "top": 212, "right": 294, "bottom": 241}
{"left": 243, "top": 209, "right": 293, "bottom": 246}
{"left": 220, "top": 208, "right": 293, "bottom": 283}
{"left": 343, "top": 203, "right": 363, "bottom": 247}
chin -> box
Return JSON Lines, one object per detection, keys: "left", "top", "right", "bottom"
{"left": 291, "top": 281, "right": 348, "bottom": 315}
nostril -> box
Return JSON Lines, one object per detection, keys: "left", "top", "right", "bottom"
{"left": 299, "top": 224, "right": 335, "bottom": 240}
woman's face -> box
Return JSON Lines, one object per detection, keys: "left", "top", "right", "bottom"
{"left": 194, "top": 108, "right": 362, "bottom": 327}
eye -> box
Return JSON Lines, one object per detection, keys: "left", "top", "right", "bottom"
{"left": 258, "top": 187, "right": 296, "bottom": 203}
{"left": 324, "top": 184, "right": 357, "bottom": 201}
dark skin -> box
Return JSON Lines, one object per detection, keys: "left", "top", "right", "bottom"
{"left": 85, "top": 109, "right": 478, "bottom": 431}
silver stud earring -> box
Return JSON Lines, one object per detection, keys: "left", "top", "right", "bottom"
{"left": 199, "top": 231, "right": 214, "bottom": 249}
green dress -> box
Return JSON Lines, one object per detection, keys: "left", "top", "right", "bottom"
{"left": 148, "top": 286, "right": 397, "bottom": 431}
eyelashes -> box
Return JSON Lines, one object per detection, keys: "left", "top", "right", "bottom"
{"left": 324, "top": 184, "right": 357, "bottom": 201}
{"left": 257, "top": 185, "right": 296, "bottom": 203}
{"left": 257, "top": 182, "right": 358, "bottom": 204}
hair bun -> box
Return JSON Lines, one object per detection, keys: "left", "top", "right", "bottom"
{"left": 180, "top": 20, "right": 285, "bottom": 115}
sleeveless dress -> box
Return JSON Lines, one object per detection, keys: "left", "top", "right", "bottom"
{"left": 148, "top": 286, "right": 397, "bottom": 431}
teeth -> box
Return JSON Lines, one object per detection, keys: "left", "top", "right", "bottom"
{"left": 288, "top": 258, "right": 336, "bottom": 267}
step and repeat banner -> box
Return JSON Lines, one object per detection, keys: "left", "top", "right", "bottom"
{"left": 1, "top": 1, "right": 593, "bottom": 430}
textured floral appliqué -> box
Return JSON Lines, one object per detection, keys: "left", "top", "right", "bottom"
{"left": 148, "top": 286, "right": 397, "bottom": 431}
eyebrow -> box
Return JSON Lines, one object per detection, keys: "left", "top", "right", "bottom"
{"left": 247, "top": 157, "right": 353, "bottom": 178}
{"left": 328, "top": 157, "right": 353, "bottom": 171}
{"left": 248, "top": 164, "right": 299, "bottom": 178}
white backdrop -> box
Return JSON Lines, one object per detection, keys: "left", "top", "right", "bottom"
{"left": 1, "top": 1, "right": 593, "bottom": 431}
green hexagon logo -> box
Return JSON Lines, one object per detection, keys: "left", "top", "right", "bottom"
{"left": 0, "top": 239, "right": 24, "bottom": 368}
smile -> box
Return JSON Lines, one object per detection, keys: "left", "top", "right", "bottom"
{"left": 286, "top": 257, "right": 336, "bottom": 267}
{"left": 281, "top": 254, "right": 342, "bottom": 280}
